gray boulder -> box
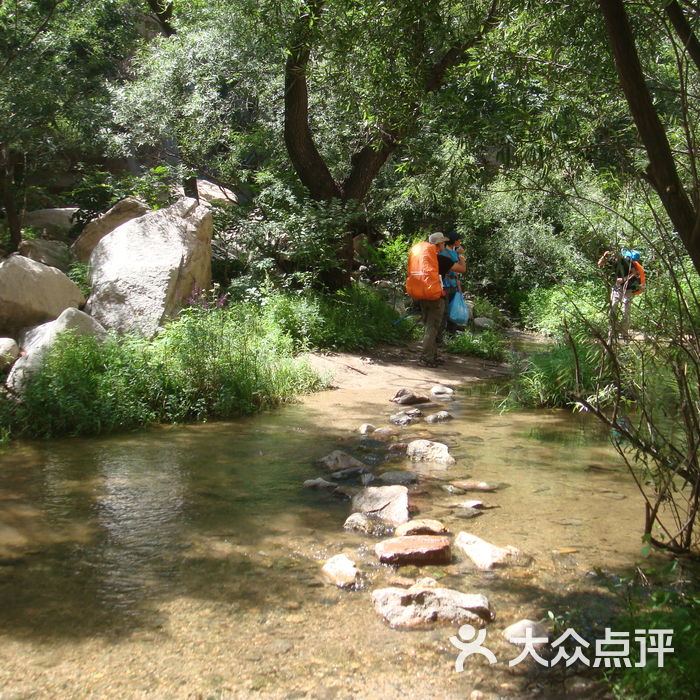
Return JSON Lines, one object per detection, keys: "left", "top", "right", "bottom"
{"left": 0, "top": 338, "right": 20, "bottom": 371}
{"left": 425, "top": 410, "right": 453, "bottom": 424}
{"left": 18, "top": 239, "right": 72, "bottom": 271}
{"left": 317, "top": 450, "right": 368, "bottom": 471}
{"left": 0, "top": 254, "right": 84, "bottom": 336}
{"left": 71, "top": 197, "right": 150, "bottom": 262}
{"left": 474, "top": 317, "right": 496, "bottom": 330}
{"left": 350, "top": 485, "right": 410, "bottom": 525}
{"left": 343, "top": 512, "right": 395, "bottom": 537}
{"left": 86, "top": 197, "right": 212, "bottom": 338}
{"left": 321, "top": 554, "right": 360, "bottom": 588}
{"left": 174, "top": 178, "right": 239, "bottom": 207}
{"left": 406, "top": 439, "right": 456, "bottom": 466}
{"left": 377, "top": 470, "right": 419, "bottom": 486}
{"left": 371, "top": 581, "right": 495, "bottom": 629}
{"left": 6, "top": 308, "right": 107, "bottom": 393}
{"left": 21, "top": 208, "right": 78, "bottom": 236}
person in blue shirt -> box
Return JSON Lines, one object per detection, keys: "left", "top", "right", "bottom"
{"left": 437, "top": 231, "right": 466, "bottom": 343}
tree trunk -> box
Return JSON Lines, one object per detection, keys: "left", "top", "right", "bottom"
{"left": 0, "top": 147, "right": 21, "bottom": 252}
{"left": 599, "top": 0, "right": 700, "bottom": 274}
{"left": 664, "top": 1, "right": 700, "bottom": 74}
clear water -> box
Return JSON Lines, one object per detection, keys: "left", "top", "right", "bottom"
{"left": 0, "top": 382, "right": 646, "bottom": 698}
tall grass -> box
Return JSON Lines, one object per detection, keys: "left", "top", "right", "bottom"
{"left": 502, "top": 338, "right": 605, "bottom": 409}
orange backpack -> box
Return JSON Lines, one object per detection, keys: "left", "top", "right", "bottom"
{"left": 405, "top": 241, "right": 444, "bottom": 300}
{"left": 631, "top": 260, "right": 646, "bottom": 295}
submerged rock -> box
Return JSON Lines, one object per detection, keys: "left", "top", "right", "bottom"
{"left": 330, "top": 466, "right": 371, "bottom": 481}
{"left": 343, "top": 512, "right": 395, "bottom": 537}
{"left": 375, "top": 535, "right": 451, "bottom": 566}
{"left": 407, "top": 439, "right": 456, "bottom": 466}
{"left": 502, "top": 619, "right": 549, "bottom": 649}
{"left": 450, "top": 479, "right": 497, "bottom": 492}
{"left": 455, "top": 532, "right": 522, "bottom": 570}
{"left": 371, "top": 582, "right": 495, "bottom": 629}
{"left": 431, "top": 384, "right": 454, "bottom": 399}
{"left": 317, "top": 450, "right": 368, "bottom": 471}
{"left": 425, "top": 411, "right": 453, "bottom": 424}
{"left": 303, "top": 477, "right": 337, "bottom": 490}
{"left": 350, "top": 485, "right": 409, "bottom": 525}
{"left": 390, "top": 411, "right": 420, "bottom": 427}
{"left": 390, "top": 388, "right": 431, "bottom": 405}
{"left": 373, "top": 427, "right": 398, "bottom": 438}
{"left": 377, "top": 470, "right": 419, "bottom": 486}
{"left": 321, "top": 554, "right": 360, "bottom": 588}
{"left": 453, "top": 507, "right": 483, "bottom": 520}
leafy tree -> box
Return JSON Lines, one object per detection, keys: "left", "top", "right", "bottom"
{"left": 0, "top": 0, "right": 141, "bottom": 251}
{"left": 598, "top": 0, "right": 700, "bottom": 274}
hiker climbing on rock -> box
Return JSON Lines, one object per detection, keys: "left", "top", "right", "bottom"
{"left": 406, "top": 232, "right": 466, "bottom": 367}
{"left": 597, "top": 248, "right": 645, "bottom": 340}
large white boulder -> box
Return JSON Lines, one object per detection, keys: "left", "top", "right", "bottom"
{"left": 6, "top": 308, "right": 107, "bottom": 393}
{"left": 0, "top": 254, "right": 85, "bottom": 336}
{"left": 18, "top": 238, "right": 73, "bottom": 271}
{"left": 85, "top": 197, "right": 212, "bottom": 338}
{"left": 71, "top": 197, "right": 151, "bottom": 262}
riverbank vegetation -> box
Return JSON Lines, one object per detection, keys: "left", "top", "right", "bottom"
{"left": 0, "top": 286, "right": 414, "bottom": 441}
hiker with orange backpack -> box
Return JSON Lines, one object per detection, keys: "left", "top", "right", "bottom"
{"left": 406, "top": 232, "right": 466, "bottom": 367}
{"left": 597, "top": 248, "right": 645, "bottom": 340}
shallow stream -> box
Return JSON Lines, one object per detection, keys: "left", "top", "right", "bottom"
{"left": 0, "top": 379, "right": 647, "bottom": 699}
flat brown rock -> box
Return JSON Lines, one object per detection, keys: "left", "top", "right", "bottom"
{"left": 375, "top": 535, "right": 452, "bottom": 566}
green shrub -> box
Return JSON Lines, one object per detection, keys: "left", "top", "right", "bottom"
{"left": 260, "top": 285, "right": 415, "bottom": 351}
{"left": 604, "top": 563, "right": 700, "bottom": 700}
{"left": 0, "top": 306, "right": 328, "bottom": 440}
{"left": 471, "top": 295, "right": 510, "bottom": 327}
{"left": 503, "top": 339, "right": 604, "bottom": 408}
{"left": 519, "top": 281, "right": 608, "bottom": 338}
{"left": 66, "top": 261, "right": 91, "bottom": 297}
{"left": 444, "top": 329, "right": 509, "bottom": 361}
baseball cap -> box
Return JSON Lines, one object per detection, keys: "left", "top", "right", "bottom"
{"left": 428, "top": 232, "right": 448, "bottom": 245}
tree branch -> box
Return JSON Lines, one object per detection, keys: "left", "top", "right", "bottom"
{"left": 146, "top": 0, "right": 176, "bottom": 37}
{"left": 665, "top": 0, "right": 700, "bottom": 73}
{"left": 284, "top": 1, "right": 342, "bottom": 201}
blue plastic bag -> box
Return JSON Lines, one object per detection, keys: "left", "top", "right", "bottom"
{"left": 448, "top": 293, "right": 470, "bottom": 326}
